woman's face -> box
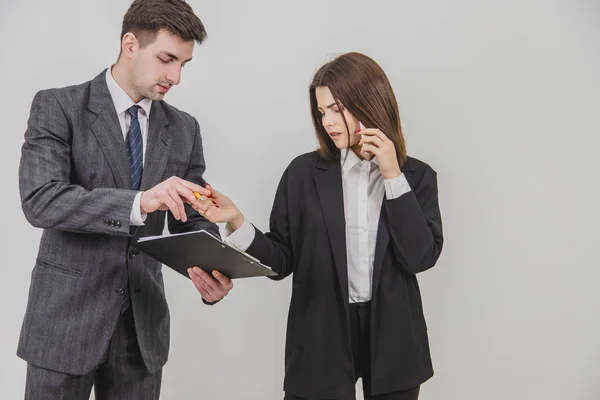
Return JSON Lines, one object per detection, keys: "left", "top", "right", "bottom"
{"left": 316, "top": 86, "right": 361, "bottom": 150}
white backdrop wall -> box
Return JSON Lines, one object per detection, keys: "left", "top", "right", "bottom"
{"left": 1, "top": 1, "right": 599, "bottom": 399}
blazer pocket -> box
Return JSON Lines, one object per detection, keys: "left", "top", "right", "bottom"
{"left": 36, "top": 258, "right": 82, "bottom": 277}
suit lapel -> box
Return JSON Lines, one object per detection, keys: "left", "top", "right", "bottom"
{"left": 313, "top": 156, "right": 350, "bottom": 309}
{"left": 372, "top": 158, "right": 416, "bottom": 297}
{"left": 313, "top": 155, "right": 418, "bottom": 308}
{"left": 87, "top": 71, "right": 131, "bottom": 189}
{"left": 87, "top": 71, "right": 172, "bottom": 191}
{"left": 140, "top": 101, "right": 171, "bottom": 190}
{"left": 372, "top": 204, "right": 390, "bottom": 297}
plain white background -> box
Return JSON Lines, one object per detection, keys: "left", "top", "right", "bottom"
{"left": 1, "top": 0, "right": 599, "bottom": 399}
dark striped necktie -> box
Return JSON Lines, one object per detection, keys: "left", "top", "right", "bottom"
{"left": 126, "top": 105, "right": 143, "bottom": 190}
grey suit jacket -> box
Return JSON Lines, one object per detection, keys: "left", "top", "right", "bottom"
{"left": 17, "top": 70, "right": 218, "bottom": 375}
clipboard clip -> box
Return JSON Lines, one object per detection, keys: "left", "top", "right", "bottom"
{"left": 223, "top": 238, "right": 261, "bottom": 264}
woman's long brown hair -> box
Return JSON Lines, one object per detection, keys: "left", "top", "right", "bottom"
{"left": 309, "top": 52, "right": 407, "bottom": 166}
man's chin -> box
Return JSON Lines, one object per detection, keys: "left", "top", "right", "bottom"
{"left": 145, "top": 92, "right": 165, "bottom": 101}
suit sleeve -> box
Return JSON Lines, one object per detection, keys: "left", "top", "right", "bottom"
{"left": 19, "top": 90, "right": 138, "bottom": 236}
{"left": 385, "top": 165, "right": 443, "bottom": 275}
{"left": 167, "top": 117, "right": 220, "bottom": 239}
{"left": 245, "top": 167, "right": 294, "bottom": 281}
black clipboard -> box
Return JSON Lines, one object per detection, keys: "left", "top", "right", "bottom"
{"left": 132, "top": 230, "right": 277, "bottom": 279}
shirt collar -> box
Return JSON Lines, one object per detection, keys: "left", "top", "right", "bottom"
{"left": 340, "top": 148, "right": 379, "bottom": 175}
{"left": 105, "top": 67, "right": 152, "bottom": 118}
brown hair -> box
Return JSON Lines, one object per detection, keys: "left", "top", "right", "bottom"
{"left": 309, "top": 52, "right": 407, "bottom": 166}
{"left": 121, "top": 0, "right": 207, "bottom": 47}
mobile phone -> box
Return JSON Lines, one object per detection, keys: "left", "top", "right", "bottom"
{"left": 359, "top": 121, "right": 371, "bottom": 155}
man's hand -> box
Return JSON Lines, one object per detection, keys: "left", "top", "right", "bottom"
{"left": 188, "top": 267, "right": 234, "bottom": 303}
{"left": 140, "top": 177, "right": 211, "bottom": 222}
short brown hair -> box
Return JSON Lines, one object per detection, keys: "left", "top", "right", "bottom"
{"left": 309, "top": 52, "right": 407, "bottom": 166}
{"left": 121, "top": 0, "right": 207, "bottom": 47}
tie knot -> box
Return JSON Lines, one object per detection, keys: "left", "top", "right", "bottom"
{"left": 127, "top": 105, "right": 141, "bottom": 120}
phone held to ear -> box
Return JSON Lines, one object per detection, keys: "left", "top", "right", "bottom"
{"left": 359, "top": 121, "right": 371, "bottom": 155}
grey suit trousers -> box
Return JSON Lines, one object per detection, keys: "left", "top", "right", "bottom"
{"left": 25, "top": 305, "right": 161, "bottom": 400}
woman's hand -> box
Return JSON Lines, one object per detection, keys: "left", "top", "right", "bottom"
{"left": 358, "top": 128, "right": 402, "bottom": 179}
{"left": 193, "top": 184, "right": 245, "bottom": 231}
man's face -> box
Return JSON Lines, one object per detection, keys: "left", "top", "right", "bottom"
{"left": 129, "top": 29, "right": 194, "bottom": 101}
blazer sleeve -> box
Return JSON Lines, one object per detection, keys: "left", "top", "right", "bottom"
{"left": 245, "top": 166, "right": 294, "bottom": 281}
{"left": 384, "top": 165, "right": 443, "bottom": 275}
{"left": 19, "top": 90, "right": 137, "bottom": 236}
{"left": 167, "top": 117, "right": 220, "bottom": 239}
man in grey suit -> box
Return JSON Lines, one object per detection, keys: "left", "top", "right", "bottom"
{"left": 17, "top": 1, "right": 233, "bottom": 398}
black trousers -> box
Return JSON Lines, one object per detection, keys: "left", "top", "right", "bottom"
{"left": 285, "top": 301, "right": 420, "bottom": 400}
{"left": 25, "top": 304, "right": 162, "bottom": 400}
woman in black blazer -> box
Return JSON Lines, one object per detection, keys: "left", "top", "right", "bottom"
{"left": 192, "top": 52, "right": 443, "bottom": 400}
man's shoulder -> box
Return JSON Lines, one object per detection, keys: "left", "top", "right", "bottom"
{"left": 42, "top": 71, "right": 102, "bottom": 97}
{"left": 33, "top": 76, "right": 95, "bottom": 109}
{"left": 157, "top": 100, "right": 196, "bottom": 125}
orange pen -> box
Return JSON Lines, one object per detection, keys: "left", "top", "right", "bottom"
{"left": 193, "top": 192, "right": 205, "bottom": 201}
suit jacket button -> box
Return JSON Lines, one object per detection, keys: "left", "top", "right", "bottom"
{"left": 129, "top": 250, "right": 138, "bottom": 258}
{"left": 116, "top": 221, "right": 121, "bottom": 228}
{"left": 104, "top": 219, "right": 110, "bottom": 226}
{"left": 110, "top": 220, "right": 116, "bottom": 227}
{"left": 115, "top": 288, "right": 125, "bottom": 295}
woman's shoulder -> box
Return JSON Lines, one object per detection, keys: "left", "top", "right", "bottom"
{"left": 404, "top": 155, "right": 437, "bottom": 175}
{"left": 286, "top": 150, "right": 323, "bottom": 171}
{"left": 403, "top": 155, "right": 439, "bottom": 191}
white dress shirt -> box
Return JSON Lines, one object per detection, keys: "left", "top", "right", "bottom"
{"left": 226, "top": 149, "right": 412, "bottom": 303}
{"left": 105, "top": 67, "right": 152, "bottom": 226}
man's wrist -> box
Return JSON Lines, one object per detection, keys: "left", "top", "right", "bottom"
{"left": 139, "top": 191, "right": 147, "bottom": 214}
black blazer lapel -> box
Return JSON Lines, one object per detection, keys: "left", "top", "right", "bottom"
{"left": 313, "top": 156, "right": 350, "bottom": 309}
{"left": 372, "top": 204, "right": 390, "bottom": 298}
